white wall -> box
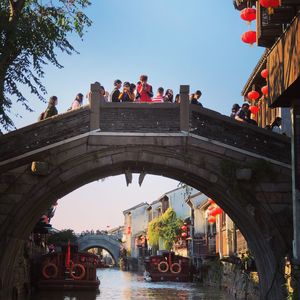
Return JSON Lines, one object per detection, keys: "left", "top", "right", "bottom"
{"left": 167, "top": 186, "right": 197, "bottom": 220}
{"left": 190, "top": 193, "right": 208, "bottom": 235}
{"left": 129, "top": 203, "right": 149, "bottom": 258}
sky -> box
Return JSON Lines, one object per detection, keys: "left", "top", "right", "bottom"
{"left": 10, "top": 1, "right": 265, "bottom": 233}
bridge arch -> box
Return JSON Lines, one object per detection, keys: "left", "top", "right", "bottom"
{"left": 0, "top": 136, "right": 292, "bottom": 300}
{"left": 77, "top": 234, "right": 122, "bottom": 265}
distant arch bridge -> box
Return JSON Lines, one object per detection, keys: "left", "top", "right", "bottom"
{"left": 77, "top": 234, "right": 122, "bottom": 264}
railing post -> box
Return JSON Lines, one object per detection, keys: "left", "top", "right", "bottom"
{"left": 89, "top": 82, "right": 101, "bottom": 130}
{"left": 180, "top": 85, "right": 190, "bottom": 132}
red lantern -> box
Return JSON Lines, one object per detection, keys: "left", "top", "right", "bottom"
{"left": 247, "top": 90, "right": 260, "bottom": 101}
{"left": 208, "top": 216, "right": 216, "bottom": 224}
{"left": 210, "top": 207, "right": 223, "bottom": 217}
{"left": 261, "top": 85, "right": 268, "bottom": 96}
{"left": 214, "top": 207, "right": 223, "bottom": 215}
{"left": 249, "top": 105, "right": 260, "bottom": 114}
{"left": 261, "top": 69, "right": 268, "bottom": 79}
{"left": 181, "top": 225, "right": 187, "bottom": 231}
{"left": 127, "top": 226, "right": 131, "bottom": 234}
{"left": 240, "top": 8, "right": 256, "bottom": 23}
{"left": 259, "top": 0, "right": 280, "bottom": 14}
{"left": 241, "top": 31, "right": 256, "bottom": 45}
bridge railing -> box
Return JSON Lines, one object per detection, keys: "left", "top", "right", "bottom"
{"left": 190, "top": 106, "right": 291, "bottom": 164}
{"left": 88, "top": 82, "right": 181, "bottom": 133}
{"left": 0, "top": 106, "right": 90, "bottom": 163}
{"left": 0, "top": 83, "right": 291, "bottom": 170}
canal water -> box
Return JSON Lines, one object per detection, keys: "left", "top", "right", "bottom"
{"left": 31, "top": 268, "right": 234, "bottom": 300}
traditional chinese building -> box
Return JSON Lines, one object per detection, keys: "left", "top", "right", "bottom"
{"left": 123, "top": 202, "right": 149, "bottom": 258}
{"left": 234, "top": 0, "right": 300, "bottom": 294}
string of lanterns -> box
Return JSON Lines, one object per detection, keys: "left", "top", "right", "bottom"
{"left": 260, "top": 68, "right": 268, "bottom": 97}
{"left": 240, "top": 1, "right": 281, "bottom": 45}
{"left": 238, "top": 2, "right": 272, "bottom": 113}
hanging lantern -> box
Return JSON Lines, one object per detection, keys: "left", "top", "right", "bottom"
{"left": 181, "top": 225, "right": 187, "bottom": 231}
{"left": 241, "top": 31, "right": 256, "bottom": 45}
{"left": 208, "top": 216, "right": 216, "bottom": 224}
{"left": 259, "top": 0, "right": 280, "bottom": 14}
{"left": 247, "top": 90, "right": 260, "bottom": 101}
{"left": 261, "top": 85, "right": 268, "bottom": 96}
{"left": 127, "top": 226, "right": 131, "bottom": 234}
{"left": 240, "top": 8, "right": 256, "bottom": 24}
{"left": 210, "top": 207, "right": 223, "bottom": 217}
{"left": 214, "top": 207, "right": 223, "bottom": 215}
{"left": 249, "top": 105, "right": 260, "bottom": 114}
{"left": 261, "top": 69, "right": 268, "bottom": 79}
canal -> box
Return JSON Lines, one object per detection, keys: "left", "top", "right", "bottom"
{"left": 31, "top": 268, "right": 234, "bottom": 300}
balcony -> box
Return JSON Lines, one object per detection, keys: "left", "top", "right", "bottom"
{"left": 257, "top": 0, "right": 300, "bottom": 48}
{"left": 267, "top": 12, "right": 300, "bottom": 107}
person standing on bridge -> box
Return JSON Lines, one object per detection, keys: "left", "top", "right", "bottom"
{"left": 190, "top": 90, "right": 203, "bottom": 107}
{"left": 230, "top": 103, "right": 240, "bottom": 119}
{"left": 110, "top": 79, "right": 122, "bottom": 102}
{"left": 43, "top": 96, "right": 58, "bottom": 119}
{"left": 152, "top": 87, "right": 164, "bottom": 102}
{"left": 137, "top": 75, "right": 153, "bottom": 102}
{"left": 119, "top": 82, "right": 135, "bottom": 102}
{"left": 271, "top": 117, "right": 283, "bottom": 134}
{"left": 70, "top": 93, "right": 83, "bottom": 110}
{"left": 235, "top": 103, "right": 251, "bottom": 123}
{"left": 164, "top": 89, "right": 174, "bottom": 103}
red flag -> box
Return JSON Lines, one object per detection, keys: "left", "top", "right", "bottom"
{"left": 65, "top": 240, "right": 71, "bottom": 268}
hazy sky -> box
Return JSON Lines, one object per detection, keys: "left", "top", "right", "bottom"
{"left": 11, "top": 1, "right": 264, "bottom": 232}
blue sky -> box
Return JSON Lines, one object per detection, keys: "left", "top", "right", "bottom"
{"left": 13, "top": 1, "right": 264, "bottom": 232}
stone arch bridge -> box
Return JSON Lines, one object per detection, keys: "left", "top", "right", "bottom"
{"left": 77, "top": 234, "right": 122, "bottom": 264}
{"left": 0, "top": 84, "right": 292, "bottom": 300}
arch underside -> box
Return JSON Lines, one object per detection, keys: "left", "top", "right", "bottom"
{"left": 79, "top": 241, "right": 119, "bottom": 264}
{"left": 0, "top": 135, "right": 292, "bottom": 299}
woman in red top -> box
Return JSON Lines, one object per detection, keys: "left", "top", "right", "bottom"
{"left": 136, "top": 75, "right": 153, "bottom": 102}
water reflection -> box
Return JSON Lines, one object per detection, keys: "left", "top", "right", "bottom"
{"left": 31, "top": 290, "right": 98, "bottom": 300}
{"left": 31, "top": 268, "right": 233, "bottom": 300}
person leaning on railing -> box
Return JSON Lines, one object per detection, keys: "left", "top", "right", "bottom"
{"left": 44, "top": 96, "right": 58, "bottom": 119}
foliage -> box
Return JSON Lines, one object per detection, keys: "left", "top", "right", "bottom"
{"left": 0, "top": 0, "right": 91, "bottom": 131}
{"left": 47, "top": 229, "right": 77, "bottom": 245}
{"left": 148, "top": 208, "right": 183, "bottom": 251}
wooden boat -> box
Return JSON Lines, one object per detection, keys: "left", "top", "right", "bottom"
{"left": 144, "top": 251, "right": 192, "bottom": 282}
{"left": 33, "top": 244, "right": 100, "bottom": 290}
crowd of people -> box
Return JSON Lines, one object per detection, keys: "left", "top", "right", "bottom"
{"left": 39, "top": 74, "right": 203, "bottom": 121}
{"left": 38, "top": 74, "right": 283, "bottom": 134}
{"left": 230, "top": 102, "right": 283, "bottom": 133}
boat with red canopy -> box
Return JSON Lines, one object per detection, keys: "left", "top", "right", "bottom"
{"left": 144, "top": 251, "right": 192, "bottom": 282}
{"left": 33, "top": 243, "right": 100, "bottom": 290}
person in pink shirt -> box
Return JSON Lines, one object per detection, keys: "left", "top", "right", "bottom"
{"left": 71, "top": 93, "right": 83, "bottom": 110}
{"left": 136, "top": 75, "right": 153, "bottom": 102}
{"left": 152, "top": 87, "right": 164, "bottom": 103}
